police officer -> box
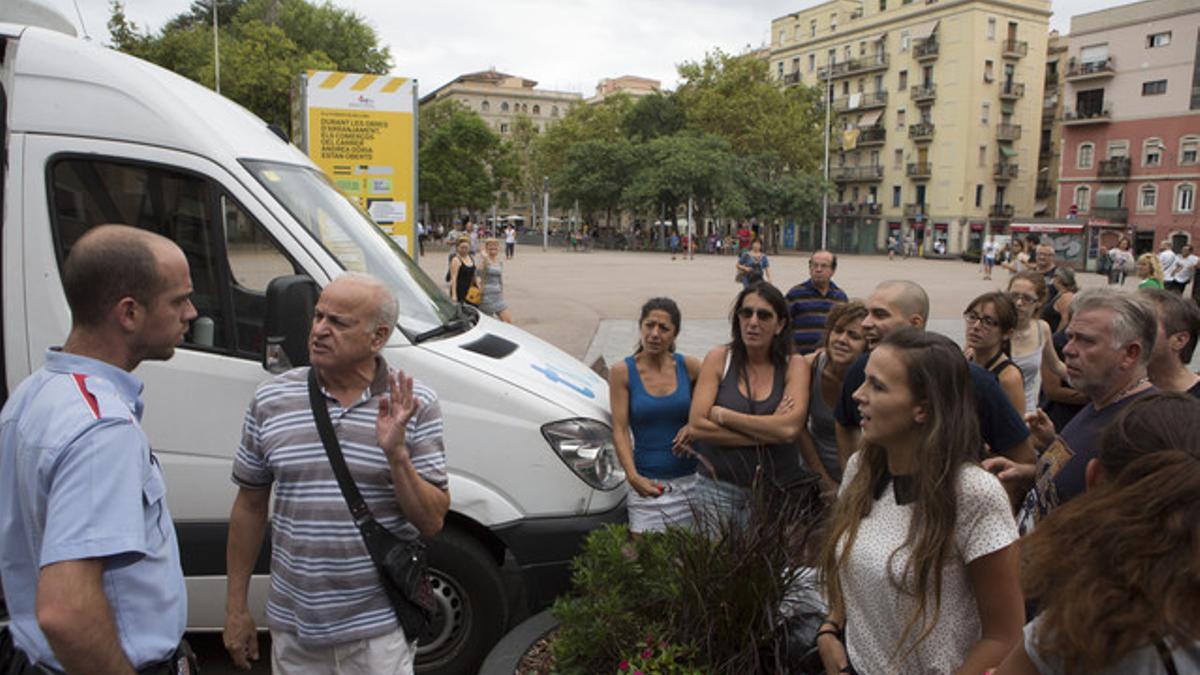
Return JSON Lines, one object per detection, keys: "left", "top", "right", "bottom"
{"left": 0, "top": 225, "right": 198, "bottom": 674}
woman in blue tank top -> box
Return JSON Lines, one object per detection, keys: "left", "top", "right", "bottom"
{"left": 609, "top": 298, "right": 702, "bottom": 533}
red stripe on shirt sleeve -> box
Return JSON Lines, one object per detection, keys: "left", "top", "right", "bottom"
{"left": 71, "top": 373, "right": 101, "bottom": 419}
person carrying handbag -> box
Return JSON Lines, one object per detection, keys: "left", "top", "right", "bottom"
{"left": 222, "top": 273, "right": 450, "bottom": 675}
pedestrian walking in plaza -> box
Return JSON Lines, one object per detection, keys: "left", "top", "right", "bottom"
{"left": 735, "top": 239, "right": 770, "bottom": 288}
{"left": 817, "top": 329, "right": 1023, "bottom": 675}
{"left": 223, "top": 274, "right": 449, "bottom": 674}
{"left": 1135, "top": 253, "right": 1164, "bottom": 290}
{"left": 477, "top": 238, "right": 512, "bottom": 323}
{"left": 982, "top": 235, "right": 999, "bottom": 280}
{"left": 610, "top": 298, "right": 702, "bottom": 533}
{"left": 1107, "top": 236, "right": 1135, "bottom": 285}
{"left": 448, "top": 237, "right": 479, "bottom": 305}
{"left": 0, "top": 225, "right": 197, "bottom": 674}
{"left": 504, "top": 224, "right": 516, "bottom": 259}
{"left": 1006, "top": 272, "right": 1069, "bottom": 416}
{"left": 737, "top": 223, "right": 752, "bottom": 254}
{"left": 887, "top": 234, "right": 898, "bottom": 261}
{"left": 688, "top": 283, "right": 810, "bottom": 533}
{"left": 1157, "top": 239, "right": 1177, "bottom": 282}
{"left": 903, "top": 230, "right": 915, "bottom": 259}
{"left": 1165, "top": 243, "right": 1198, "bottom": 294}
{"left": 963, "top": 292, "right": 1026, "bottom": 416}
{"left": 798, "top": 300, "right": 867, "bottom": 495}
{"left": 786, "top": 250, "right": 849, "bottom": 356}
{"left": 415, "top": 221, "right": 425, "bottom": 257}
{"left": 997, "top": 393, "right": 1200, "bottom": 674}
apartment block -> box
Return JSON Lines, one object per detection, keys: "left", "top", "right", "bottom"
{"left": 587, "top": 75, "right": 662, "bottom": 105}
{"left": 769, "top": 0, "right": 1051, "bottom": 255}
{"left": 1036, "top": 32, "right": 1067, "bottom": 215}
{"left": 1056, "top": 0, "right": 1200, "bottom": 258}
{"left": 420, "top": 69, "right": 582, "bottom": 136}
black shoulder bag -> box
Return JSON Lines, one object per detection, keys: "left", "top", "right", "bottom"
{"left": 307, "top": 368, "right": 437, "bottom": 641}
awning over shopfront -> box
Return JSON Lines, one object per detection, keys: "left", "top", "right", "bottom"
{"left": 858, "top": 109, "right": 883, "bottom": 127}
{"left": 999, "top": 144, "right": 1018, "bottom": 158}
{"left": 909, "top": 20, "right": 939, "bottom": 40}
{"left": 1033, "top": 201, "right": 1048, "bottom": 215}
{"left": 1095, "top": 186, "right": 1124, "bottom": 209}
{"left": 1012, "top": 222, "right": 1084, "bottom": 233}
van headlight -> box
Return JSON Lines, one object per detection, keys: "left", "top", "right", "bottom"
{"left": 541, "top": 418, "right": 624, "bottom": 490}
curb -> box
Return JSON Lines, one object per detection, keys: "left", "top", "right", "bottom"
{"left": 478, "top": 608, "right": 560, "bottom": 675}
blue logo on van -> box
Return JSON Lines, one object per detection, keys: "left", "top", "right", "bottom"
{"left": 531, "top": 363, "right": 595, "bottom": 399}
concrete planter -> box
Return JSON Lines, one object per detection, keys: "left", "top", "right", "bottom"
{"left": 478, "top": 609, "right": 560, "bottom": 675}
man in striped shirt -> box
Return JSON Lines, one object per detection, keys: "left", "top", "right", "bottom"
{"left": 786, "top": 250, "right": 849, "bottom": 355}
{"left": 223, "top": 273, "right": 449, "bottom": 674}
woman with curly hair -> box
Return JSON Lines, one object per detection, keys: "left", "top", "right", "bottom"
{"left": 1136, "top": 252, "right": 1165, "bottom": 290}
{"left": 817, "top": 329, "right": 1023, "bottom": 674}
{"left": 997, "top": 392, "right": 1200, "bottom": 674}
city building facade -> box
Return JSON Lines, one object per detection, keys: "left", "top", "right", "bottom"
{"left": 1036, "top": 32, "right": 1067, "bottom": 217}
{"left": 1056, "top": 0, "right": 1200, "bottom": 261}
{"left": 769, "top": 0, "right": 1051, "bottom": 255}
{"left": 587, "top": 75, "right": 662, "bottom": 105}
{"left": 420, "top": 69, "right": 582, "bottom": 136}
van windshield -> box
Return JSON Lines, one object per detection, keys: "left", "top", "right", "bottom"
{"left": 243, "top": 160, "right": 457, "bottom": 334}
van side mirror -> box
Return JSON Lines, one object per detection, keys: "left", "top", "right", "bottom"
{"left": 263, "top": 275, "right": 320, "bottom": 373}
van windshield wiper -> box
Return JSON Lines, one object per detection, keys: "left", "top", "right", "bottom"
{"left": 413, "top": 308, "right": 475, "bottom": 344}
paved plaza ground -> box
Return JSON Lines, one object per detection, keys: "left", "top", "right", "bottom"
{"left": 418, "top": 245, "right": 1116, "bottom": 366}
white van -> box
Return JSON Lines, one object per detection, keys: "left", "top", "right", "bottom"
{"left": 0, "top": 18, "right": 625, "bottom": 674}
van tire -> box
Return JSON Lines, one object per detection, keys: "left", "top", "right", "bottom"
{"left": 416, "top": 527, "right": 510, "bottom": 675}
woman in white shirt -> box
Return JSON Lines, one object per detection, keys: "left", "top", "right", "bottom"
{"left": 816, "top": 329, "right": 1023, "bottom": 674}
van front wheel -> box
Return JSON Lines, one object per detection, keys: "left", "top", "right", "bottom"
{"left": 416, "top": 527, "right": 510, "bottom": 675}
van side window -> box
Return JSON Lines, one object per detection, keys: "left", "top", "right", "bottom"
{"left": 50, "top": 157, "right": 298, "bottom": 360}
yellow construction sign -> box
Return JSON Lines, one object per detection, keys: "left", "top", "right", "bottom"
{"left": 301, "top": 70, "right": 417, "bottom": 255}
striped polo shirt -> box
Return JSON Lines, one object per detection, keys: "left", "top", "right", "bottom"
{"left": 786, "top": 278, "right": 849, "bottom": 355}
{"left": 232, "top": 359, "right": 447, "bottom": 645}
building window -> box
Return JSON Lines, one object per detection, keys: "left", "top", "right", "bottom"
{"left": 897, "top": 108, "right": 906, "bottom": 128}
{"left": 831, "top": 13, "right": 838, "bottom": 31}
{"left": 984, "top": 60, "right": 995, "bottom": 82}
{"left": 1181, "top": 137, "right": 1199, "bottom": 165}
{"left": 809, "top": 54, "right": 816, "bottom": 71}
{"left": 1146, "top": 31, "right": 1171, "bottom": 48}
{"left": 778, "top": 62, "right": 785, "bottom": 78}
{"left": 860, "top": 41, "right": 867, "bottom": 57}
{"left": 1077, "top": 142, "right": 1095, "bottom": 169}
{"left": 501, "top": 102, "right": 509, "bottom": 112}
{"left": 532, "top": 104, "right": 541, "bottom": 115}
{"left": 551, "top": 106, "right": 559, "bottom": 117}
{"left": 1138, "top": 184, "right": 1157, "bottom": 211}
{"left": 1144, "top": 138, "right": 1164, "bottom": 166}
{"left": 900, "top": 30, "right": 910, "bottom": 51}
{"left": 894, "top": 148, "right": 904, "bottom": 168}
{"left": 898, "top": 70, "right": 908, "bottom": 89}
{"left": 987, "top": 18, "right": 996, "bottom": 40}
{"left": 1075, "top": 185, "right": 1091, "bottom": 212}
{"left": 1178, "top": 184, "right": 1196, "bottom": 212}
{"left": 842, "top": 81, "right": 850, "bottom": 96}
{"left": 811, "top": 19, "right": 817, "bottom": 37}
{"left": 844, "top": 45, "right": 852, "bottom": 61}
{"left": 1106, "top": 140, "right": 1128, "bottom": 158}
{"left": 1142, "top": 80, "right": 1168, "bottom": 96}
{"left": 975, "top": 184, "right": 984, "bottom": 207}
{"left": 981, "top": 102, "right": 990, "bottom": 124}
{"left": 880, "top": 0, "right": 887, "bottom": 10}
{"left": 499, "top": 122, "right": 509, "bottom": 134}
{"left": 481, "top": 100, "right": 490, "bottom": 112}
{"left": 892, "top": 185, "right": 902, "bottom": 206}
{"left": 779, "top": 30, "right": 787, "bottom": 44}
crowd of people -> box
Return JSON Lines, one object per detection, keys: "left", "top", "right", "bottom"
{"left": 609, "top": 243, "right": 1200, "bottom": 673}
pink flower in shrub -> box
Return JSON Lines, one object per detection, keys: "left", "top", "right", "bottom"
{"left": 618, "top": 660, "right": 629, "bottom": 671}
{"left": 642, "top": 648, "right": 653, "bottom": 659}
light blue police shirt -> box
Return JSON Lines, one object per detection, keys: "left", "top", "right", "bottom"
{"left": 0, "top": 350, "right": 187, "bottom": 671}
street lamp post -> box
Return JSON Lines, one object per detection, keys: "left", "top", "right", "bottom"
{"left": 821, "top": 59, "right": 831, "bottom": 251}
{"left": 542, "top": 176, "right": 549, "bottom": 251}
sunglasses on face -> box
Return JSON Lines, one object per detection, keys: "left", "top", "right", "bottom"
{"left": 963, "top": 311, "right": 1000, "bottom": 328}
{"left": 737, "top": 307, "right": 776, "bottom": 322}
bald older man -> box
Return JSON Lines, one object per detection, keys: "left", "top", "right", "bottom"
{"left": 223, "top": 273, "right": 449, "bottom": 674}
{"left": 832, "top": 281, "right": 1034, "bottom": 499}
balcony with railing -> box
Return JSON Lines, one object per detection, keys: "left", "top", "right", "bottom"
{"left": 1044, "top": 71, "right": 1059, "bottom": 88}
{"left": 1036, "top": 179, "right": 1054, "bottom": 198}
{"left": 1066, "top": 57, "right": 1115, "bottom": 81}
{"left": 783, "top": 71, "right": 802, "bottom": 86}
{"left": 903, "top": 203, "right": 927, "bottom": 218}
{"left": 990, "top": 204, "right": 1015, "bottom": 219}
{"left": 999, "top": 81, "right": 1025, "bottom": 100}
{"left": 1092, "top": 206, "right": 1128, "bottom": 221}
{"left": 1002, "top": 39, "right": 1028, "bottom": 59}
{"left": 909, "top": 122, "right": 935, "bottom": 142}
{"left": 914, "top": 39, "right": 939, "bottom": 61}
{"left": 832, "top": 165, "right": 884, "bottom": 182}
{"left": 1098, "top": 157, "right": 1131, "bottom": 180}
{"left": 828, "top": 202, "right": 883, "bottom": 216}
{"left": 997, "top": 123, "right": 1022, "bottom": 141}
{"left": 833, "top": 90, "right": 888, "bottom": 112}
{"left": 910, "top": 84, "right": 936, "bottom": 103}
{"left": 993, "top": 162, "right": 1019, "bottom": 181}
{"left": 906, "top": 162, "right": 932, "bottom": 179}
{"left": 1062, "top": 104, "right": 1112, "bottom": 125}
{"left": 819, "top": 53, "right": 889, "bottom": 79}
{"left": 856, "top": 125, "right": 887, "bottom": 146}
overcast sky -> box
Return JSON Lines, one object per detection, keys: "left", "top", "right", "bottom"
{"left": 63, "top": 0, "right": 1135, "bottom": 96}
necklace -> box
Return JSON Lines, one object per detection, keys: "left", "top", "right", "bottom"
{"left": 1102, "top": 375, "right": 1150, "bottom": 408}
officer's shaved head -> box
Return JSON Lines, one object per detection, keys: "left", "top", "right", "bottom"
{"left": 64, "top": 225, "right": 177, "bottom": 326}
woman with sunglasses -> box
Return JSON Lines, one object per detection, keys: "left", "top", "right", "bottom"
{"left": 688, "top": 282, "right": 810, "bottom": 531}
{"left": 817, "top": 329, "right": 1022, "bottom": 674}
{"left": 1007, "top": 272, "right": 1068, "bottom": 415}
{"left": 963, "top": 292, "right": 1025, "bottom": 416}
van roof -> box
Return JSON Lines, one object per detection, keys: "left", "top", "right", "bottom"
{"left": 6, "top": 25, "right": 312, "bottom": 168}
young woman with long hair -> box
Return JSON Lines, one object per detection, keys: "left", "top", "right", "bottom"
{"left": 1044, "top": 267, "right": 1078, "bottom": 333}
{"left": 476, "top": 238, "right": 513, "bottom": 322}
{"left": 1007, "top": 271, "right": 1068, "bottom": 415}
{"left": 688, "top": 282, "right": 809, "bottom": 530}
{"left": 997, "top": 392, "right": 1200, "bottom": 674}
{"left": 609, "top": 298, "right": 702, "bottom": 533}
{"left": 735, "top": 239, "right": 771, "bottom": 288}
{"left": 817, "top": 329, "right": 1023, "bottom": 674}
{"left": 963, "top": 292, "right": 1025, "bottom": 415}
{"left": 447, "top": 236, "right": 477, "bottom": 305}
{"left": 798, "top": 301, "right": 868, "bottom": 495}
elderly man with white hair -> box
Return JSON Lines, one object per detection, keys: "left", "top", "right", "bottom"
{"left": 223, "top": 273, "right": 449, "bottom": 675}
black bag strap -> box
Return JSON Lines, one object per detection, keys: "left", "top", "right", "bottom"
{"left": 307, "top": 367, "right": 374, "bottom": 528}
